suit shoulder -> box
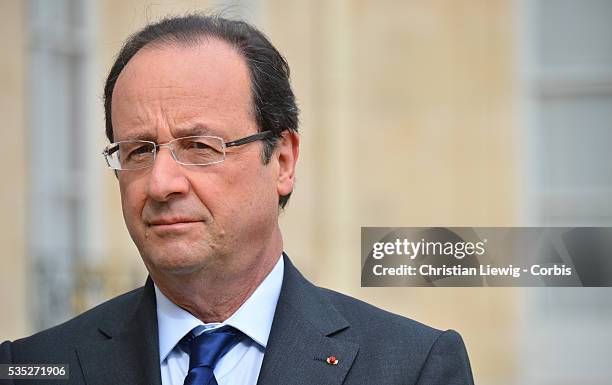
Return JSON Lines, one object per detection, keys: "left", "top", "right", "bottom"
{"left": 314, "top": 287, "right": 473, "bottom": 383}
{"left": 8, "top": 285, "right": 145, "bottom": 352}
{"left": 316, "top": 286, "right": 443, "bottom": 344}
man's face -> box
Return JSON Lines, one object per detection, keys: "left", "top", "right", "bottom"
{"left": 111, "top": 40, "right": 294, "bottom": 276}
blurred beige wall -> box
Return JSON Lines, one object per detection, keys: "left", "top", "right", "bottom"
{"left": 1, "top": 1, "right": 518, "bottom": 384}
{"left": 270, "top": 2, "right": 517, "bottom": 383}
{"left": 0, "top": 0, "right": 28, "bottom": 341}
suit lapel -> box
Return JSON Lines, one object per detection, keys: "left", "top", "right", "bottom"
{"left": 257, "top": 255, "right": 359, "bottom": 385}
{"left": 74, "top": 257, "right": 358, "bottom": 385}
{"left": 77, "top": 278, "right": 162, "bottom": 385}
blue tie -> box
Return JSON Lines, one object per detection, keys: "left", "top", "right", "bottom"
{"left": 182, "top": 326, "right": 243, "bottom": 385}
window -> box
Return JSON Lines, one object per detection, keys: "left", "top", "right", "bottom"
{"left": 518, "top": 0, "right": 612, "bottom": 383}
{"left": 27, "top": 0, "right": 102, "bottom": 331}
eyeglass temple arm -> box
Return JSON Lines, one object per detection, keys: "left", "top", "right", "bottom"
{"left": 225, "top": 131, "right": 275, "bottom": 148}
{"left": 103, "top": 145, "right": 119, "bottom": 156}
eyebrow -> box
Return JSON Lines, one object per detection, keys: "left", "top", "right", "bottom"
{"left": 118, "top": 131, "right": 156, "bottom": 142}
{"left": 171, "top": 124, "right": 221, "bottom": 138}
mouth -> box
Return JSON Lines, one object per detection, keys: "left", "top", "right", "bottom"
{"left": 147, "top": 218, "right": 201, "bottom": 232}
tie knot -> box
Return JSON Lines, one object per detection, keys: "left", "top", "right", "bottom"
{"left": 186, "top": 326, "right": 243, "bottom": 371}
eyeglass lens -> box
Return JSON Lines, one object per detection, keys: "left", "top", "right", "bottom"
{"left": 109, "top": 136, "right": 225, "bottom": 169}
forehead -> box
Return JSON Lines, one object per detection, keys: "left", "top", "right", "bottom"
{"left": 111, "top": 38, "right": 254, "bottom": 140}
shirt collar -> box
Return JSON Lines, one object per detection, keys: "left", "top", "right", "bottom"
{"left": 155, "top": 255, "right": 284, "bottom": 363}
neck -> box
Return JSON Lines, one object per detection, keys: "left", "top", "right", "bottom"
{"left": 150, "top": 231, "right": 283, "bottom": 323}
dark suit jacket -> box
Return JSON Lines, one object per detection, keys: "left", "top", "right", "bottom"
{"left": 1, "top": 255, "right": 475, "bottom": 384}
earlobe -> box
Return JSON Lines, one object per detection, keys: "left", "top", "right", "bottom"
{"left": 276, "top": 130, "right": 300, "bottom": 197}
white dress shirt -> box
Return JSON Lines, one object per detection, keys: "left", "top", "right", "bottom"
{"left": 155, "top": 256, "right": 284, "bottom": 385}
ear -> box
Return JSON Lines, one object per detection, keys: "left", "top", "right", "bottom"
{"left": 275, "top": 130, "right": 300, "bottom": 197}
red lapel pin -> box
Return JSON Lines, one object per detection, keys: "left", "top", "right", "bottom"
{"left": 326, "top": 355, "right": 339, "bottom": 365}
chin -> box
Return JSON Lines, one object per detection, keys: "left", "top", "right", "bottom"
{"left": 142, "top": 250, "right": 210, "bottom": 276}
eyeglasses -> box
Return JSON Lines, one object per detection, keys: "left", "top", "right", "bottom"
{"left": 102, "top": 131, "right": 275, "bottom": 170}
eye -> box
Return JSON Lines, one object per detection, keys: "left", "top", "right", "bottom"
{"left": 176, "top": 137, "right": 223, "bottom": 165}
{"left": 185, "top": 140, "right": 212, "bottom": 150}
{"left": 118, "top": 142, "right": 154, "bottom": 164}
{"left": 128, "top": 144, "right": 153, "bottom": 157}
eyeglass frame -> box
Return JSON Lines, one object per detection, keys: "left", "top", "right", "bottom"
{"left": 102, "top": 130, "right": 277, "bottom": 171}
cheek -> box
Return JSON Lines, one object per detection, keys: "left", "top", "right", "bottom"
{"left": 190, "top": 175, "right": 239, "bottom": 217}
{"left": 119, "top": 178, "right": 147, "bottom": 226}
{"left": 191, "top": 165, "right": 272, "bottom": 217}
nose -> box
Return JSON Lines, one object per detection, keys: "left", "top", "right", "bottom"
{"left": 146, "top": 146, "right": 190, "bottom": 202}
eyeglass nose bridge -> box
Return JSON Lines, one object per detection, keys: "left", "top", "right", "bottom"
{"left": 152, "top": 142, "right": 181, "bottom": 164}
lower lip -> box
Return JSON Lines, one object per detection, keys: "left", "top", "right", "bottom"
{"left": 150, "top": 222, "right": 199, "bottom": 233}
